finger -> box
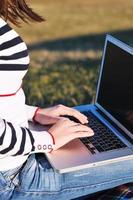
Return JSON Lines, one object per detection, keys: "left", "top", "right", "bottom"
{"left": 76, "top": 130, "right": 94, "bottom": 137}
{"left": 61, "top": 107, "right": 88, "bottom": 124}
{"left": 72, "top": 124, "right": 94, "bottom": 133}
{"left": 51, "top": 116, "right": 78, "bottom": 124}
{"left": 71, "top": 130, "right": 94, "bottom": 141}
{"left": 59, "top": 118, "right": 79, "bottom": 126}
{"left": 58, "top": 116, "right": 71, "bottom": 121}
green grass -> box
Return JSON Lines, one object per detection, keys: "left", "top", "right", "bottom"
{"left": 13, "top": 0, "right": 133, "bottom": 107}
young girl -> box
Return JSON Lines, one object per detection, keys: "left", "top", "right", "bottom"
{"left": 0, "top": 1, "right": 133, "bottom": 200}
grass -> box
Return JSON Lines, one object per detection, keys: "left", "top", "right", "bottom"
{"left": 13, "top": 0, "right": 133, "bottom": 107}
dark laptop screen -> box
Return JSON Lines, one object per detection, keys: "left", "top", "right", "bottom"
{"left": 97, "top": 40, "right": 133, "bottom": 133}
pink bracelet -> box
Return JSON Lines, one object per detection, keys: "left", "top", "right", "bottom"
{"left": 47, "top": 131, "right": 55, "bottom": 153}
{"left": 47, "top": 131, "right": 55, "bottom": 145}
{"left": 32, "top": 107, "right": 41, "bottom": 122}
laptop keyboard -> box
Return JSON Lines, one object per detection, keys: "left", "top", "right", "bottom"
{"left": 80, "top": 112, "right": 127, "bottom": 154}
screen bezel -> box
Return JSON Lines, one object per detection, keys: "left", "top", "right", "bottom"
{"left": 95, "top": 34, "right": 133, "bottom": 140}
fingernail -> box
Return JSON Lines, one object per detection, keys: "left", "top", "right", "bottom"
{"left": 82, "top": 121, "right": 88, "bottom": 124}
{"left": 91, "top": 131, "right": 94, "bottom": 135}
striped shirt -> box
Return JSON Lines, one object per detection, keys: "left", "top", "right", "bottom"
{"left": 0, "top": 18, "right": 53, "bottom": 171}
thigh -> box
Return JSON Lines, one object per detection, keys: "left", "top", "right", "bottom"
{"left": 6, "top": 154, "right": 62, "bottom": 200}
{"left": 2, "top": 154, "right": 133, "bottom": 200}
{"left": 0, "top": 154, "right": 62, "bottom": 200}
{"left": 61, "top": 158, "right": 133, "bottom": 199}
{"left": 0, "top": 164, "right": 25, "bottom": 200}
{"left": 17, "top": 155, "right": 133, "bottom": 199}
{"left": 18, "top": 154, "right": 62, "bottom": 192}
{"left": 63, "top": 158, "right": 133, "bottom": 188}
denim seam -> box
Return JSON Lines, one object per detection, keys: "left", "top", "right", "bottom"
{"left": 13, "top": 175, "right": 133, "bottom": 195}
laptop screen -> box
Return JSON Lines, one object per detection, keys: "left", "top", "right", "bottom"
{"left": 97, "top": 39, "right": 133, "bottom": 133}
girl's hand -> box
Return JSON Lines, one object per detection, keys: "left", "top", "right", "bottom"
{"left": 48, "top": 118, "right": 94, "bottom": 150}
{"left": 34, "top": 104, "right": 88, "bottom": 125}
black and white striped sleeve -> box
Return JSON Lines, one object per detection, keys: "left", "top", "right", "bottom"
{"left": 0, "top": 118, "right": 54, "bottom": 158}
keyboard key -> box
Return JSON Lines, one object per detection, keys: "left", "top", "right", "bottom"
{"left": 80, "top": 111, "right": 127, "bottom": 153}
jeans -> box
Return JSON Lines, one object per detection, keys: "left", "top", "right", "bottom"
{"left": 0, "top": 154, "right": 133, "bottom": 200}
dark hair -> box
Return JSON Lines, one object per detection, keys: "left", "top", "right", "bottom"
{"left": 0, "top": 0, "right": 45, "bottom": 26}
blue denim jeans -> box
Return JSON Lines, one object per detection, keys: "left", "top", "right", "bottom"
{"left": 0, "top": 154, "right": 133, "bottom": 200}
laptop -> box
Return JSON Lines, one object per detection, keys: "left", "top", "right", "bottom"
{"left": 45, "top": 34, "right": 133, "bottom": 173}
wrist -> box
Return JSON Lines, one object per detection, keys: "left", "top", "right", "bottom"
{"left": 47, "top": 130, "right": 55, "bottom": 145}
{"left": 32, "top": 131, "right": 55, "bottom": 153}
{"left": 32, "top": 107, "right": 41, "bottom": 123}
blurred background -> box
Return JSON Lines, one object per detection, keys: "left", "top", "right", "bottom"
{"left": 16, "top": 0, "right": 133, "bottom": 107}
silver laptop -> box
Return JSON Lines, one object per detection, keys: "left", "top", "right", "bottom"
{"left": 45, "top": 34, "right": 133, "bottom": 173}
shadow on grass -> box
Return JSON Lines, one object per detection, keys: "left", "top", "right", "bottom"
{"left": 49, "top": 57, "right": 101, "bottom": 70}
{"left": 25, "top": 28, "right": 133, "bottom": 107}
{"left": 28, "top": 29, "right": 133, "bottom": 52}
